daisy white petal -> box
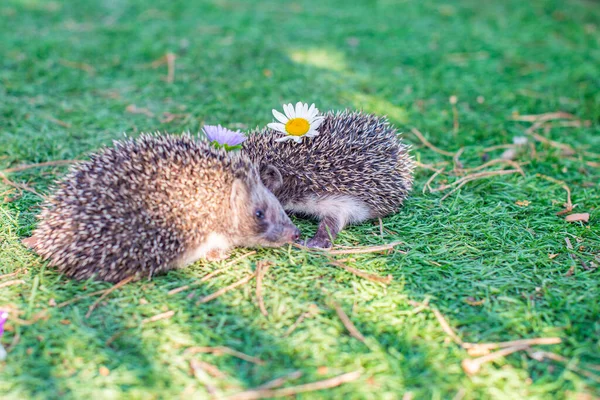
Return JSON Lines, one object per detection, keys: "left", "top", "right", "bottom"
{"left": 307, "top": 103, "right": 317, "bottom": 118}
{"left": 267, "top": 122, "right": 286, "bottom": 134}
{"left": 295, "top": 102, "right": 303, "bottom": 117}
{"left": 311, "top": 118, "right": 325, "bottom": 129}
{"left": 275, "top": 135, "right": 296, "bottom": 143}
{"left": 293, "top": 136, "right": 303, "bottom": 143}
{"left": 283, "top": 103, "right": 295, "bottom": 119}
{"left": 272, "top": 109, "right": 289, "bottom": 124}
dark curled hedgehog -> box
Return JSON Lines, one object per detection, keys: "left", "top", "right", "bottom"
{"left": 28, "top": 134, "right": 300, "bottom": 282}
{"left": 243, "top": 110, "right": 414, "bottom": 248}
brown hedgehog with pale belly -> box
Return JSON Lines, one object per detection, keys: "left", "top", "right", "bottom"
{"left": 243, "top": 110, "right": 414, "bottom": 248}
{"left": 28, "top": 134, "right": 300, "bottom": 282}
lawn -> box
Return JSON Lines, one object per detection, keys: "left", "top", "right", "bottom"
{"left": 1, "top": 0, "right": 599, "bottom": 398}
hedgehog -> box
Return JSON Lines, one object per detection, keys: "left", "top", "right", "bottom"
{"left": 28, "top": 134, "right": 300, "bottom": 282}
{"left": 242, "top": 110, "right": 414, "bottom": 248}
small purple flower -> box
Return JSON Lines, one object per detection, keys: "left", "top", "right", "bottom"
{"left": 202, "top": 125, "right": 246, "bottom": 149}
{"left": 0, "top": 311, "right": 7, "bottom": 338}
{"left": 0, "top": 311, "right": 7, "bottom": 360}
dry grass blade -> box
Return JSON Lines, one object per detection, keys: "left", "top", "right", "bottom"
{"left": 414, "top": 160, "right": 449, "bottom": 172}
{"left": 167, "top": 284, "right": 191, "bottom": 296}
{"left": 424, "top": 167, "right": 446, "bottom": 194}
{"left": 463, "top": 337, "right": 561, "bottom": 356}
{"left": 327, "top": 241, "right": 406, "bottom": 255}
{"left": 482, "top": 144, "right": 518, "bottom": 152}
{"left": 223, "top": 370, "right": 362, "bottom": 400}
{"left": 43, "top": 116, "right": 72, "bottom": 128}
{"left": 458, "top": 159, "right": 524, "bottom": 174}
{"left": 333, "top": 302, "right": 366, "bottom": 342}
{"left": 511, "top": 112, "right": 577, "bottom": 122}
{"left": 59, "top": 59, "right": 96, "bottom": 75}
{"left": 284, "top": 312, "right": 310, "bottom": 337}
{"left": 165, "top": 52, "right": 176, "bottom": 83}
{"left": 431, "top": 308, "right": 463, "bottom": 345}
{"left": 125, "top": 104, "right": 154, "bottom": 118}
{"left": 422, "top": 157, "right": 526, "bottom": 199}
{"left": 328, "top": 260, "right": 393, "bottom": 284}
{"left": 189, "top": 359, "right": 218, "bottom": 396}
{"left": 85, "top": 276, "right": 134, "bottom": 318}
{"left": 565, "top": 237, "right": 574, "bottom": 252}
{"left": 255, "top": 261, "right": 272, "bottom": 316}
{"left": 196, "top": 272, "right": 257, "bottom": 305}
{"left": 530, "top": 132, "right": 575, "bottom": 155}
{"left": 141, "top": 310, "right": 175, "bottom": 324}
{"left": 410, "top": 128, "right": 455, "bottom": 156}
{"left": 0, "top": 279, "right": 25, "bottom": 289}
{"left": 0, "top": 269, "right": 27, "bottom": 280}
{"left": 185, "top": 346, "right": 265, "bottom": 365}
{"left": 105, "top": 331, "right": 127, "bottom": 346}
{"left": 453, "top": 147, "right": 464, "bottom": 171}
{"left": 0, "top": 171, "right": 43, "bottom": 198}
{"left": 2, "top": 160, "right": 77, "bottom": 173}
{"left": 254, "top": 371, "right": 303, "bottom": 390}
{"left": 536, "top": 174, "right": 573, "bottom": 214}
{"left": 586, "top": 160, "right": 600, "bottom": 168}
{"left": 7, "top": 330, "right": 21, "bottom": 352}
{"left": 462, "top": 345, "right": 530, "bottom": 375}
{"left": 168, "top": 251, "right": 256, "bottom": 295}
{"left": 432, "top": 169, "right": 525, "bottom": 193}
{"left": 583, "top": 151, "right": 600, "bottom": 160}
{"left": 57, "top": 288, "right": 109, "bottom": 308}
{"left": 10, "top": 311, "right": 49, "bottom": 326}
{"left": 190, "top": 359, "right": 228, "bottom": 379}
{"left": 439, "top": 181, "right": 468, "bottom": 201}
{"left": 151, "top": 52, "right": 176, "bottom": 83}
{"left": 450, "top": 96, "right": 460, "bottom": 134}
{"left": 536, "top": 353, "right": 600, "bottom": 372}
{"left": 434, "top": 169, "right": 523, "bottom": 201}
{"left": 528, "top": 350, "right": 600, "bottom": 383}
{"left": 543, "top": 120, "right": 591, "bottom": 129}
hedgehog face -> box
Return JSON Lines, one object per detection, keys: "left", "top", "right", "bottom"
{"left": 230, "top": 175, "right": 299, "bottom": 248}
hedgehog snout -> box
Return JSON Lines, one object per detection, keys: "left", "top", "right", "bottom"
{"left": 288, "top": 226, "right": 301, "bottom": 242}
{"left": 265, "top": 223, "right": 300, "bottom": 244}
{"left": 280, "top": 212, "right": 300, "bottom": 243}
{"left": 281, "top": 225, "right": 300, "bottom": 244}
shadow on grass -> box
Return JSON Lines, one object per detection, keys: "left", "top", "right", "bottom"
{"left": 2, "top": 251, "right": 456, "bottom": 399}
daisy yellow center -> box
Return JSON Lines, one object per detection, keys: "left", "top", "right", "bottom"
{"left": 285, "top": 118, "right": 310, "bottom": 136}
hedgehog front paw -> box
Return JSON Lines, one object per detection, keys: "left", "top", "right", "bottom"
{"left": 205, "top": 249, "right": 229, "bottom": 262}
{"left": 305, "top": 237, "right": 332, "bottom": 249}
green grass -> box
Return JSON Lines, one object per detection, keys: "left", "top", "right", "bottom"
{"left": 1, "top": 0, "right": 599, "bottom": 398}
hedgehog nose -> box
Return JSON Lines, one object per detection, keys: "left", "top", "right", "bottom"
{"left": 291, "top": 227, "right": 301, "bottom": 242}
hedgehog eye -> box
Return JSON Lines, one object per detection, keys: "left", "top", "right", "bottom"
{"left": 255, "top": 210, "right": 265, "bottom": 220}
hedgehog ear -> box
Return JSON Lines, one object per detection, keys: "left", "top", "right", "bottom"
{"left": 230, "top": 179, "right": 248, "bottom": 208}
{"left": 260, "top": 165, "right": 283, "bottom": 193}
{"left": 230, "top": 179, "right": 249, "bottom": 228}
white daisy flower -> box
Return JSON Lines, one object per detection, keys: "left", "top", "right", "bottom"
{"left": 267, "top": 102, "right": 324, "bottom": 143}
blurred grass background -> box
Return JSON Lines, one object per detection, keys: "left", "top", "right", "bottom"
{"left": 1, "top": 0, "right": 599, "bottom": 398}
